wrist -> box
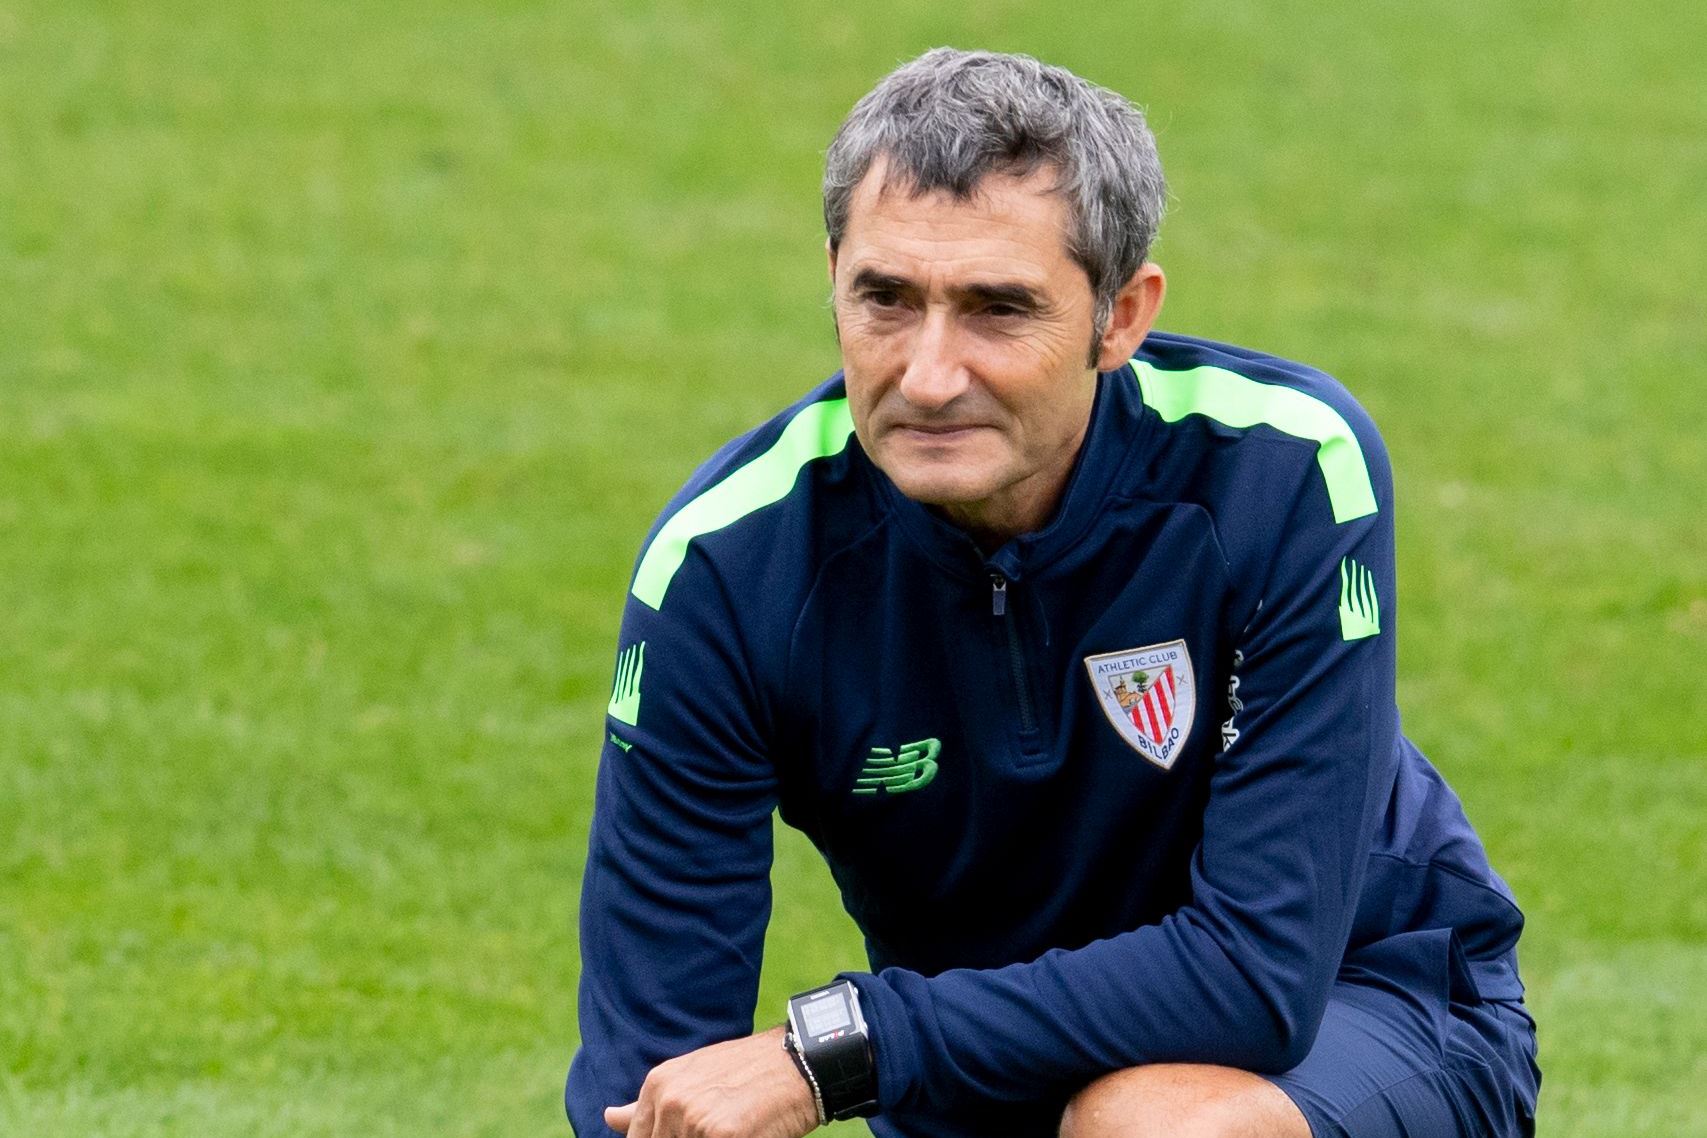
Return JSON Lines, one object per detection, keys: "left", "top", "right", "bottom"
{"left": 785, "top": 979, "right": 879, "bottom": 1121}
{"left": 781, "top": 1026, "right": 827, "bottom": 1129}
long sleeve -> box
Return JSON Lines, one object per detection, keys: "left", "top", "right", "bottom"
{"left": 565, "top": 554, "right": 778, "bottom": 1137}
{"left": 847, "top": 445, "right": 1400, "bottom": 1116}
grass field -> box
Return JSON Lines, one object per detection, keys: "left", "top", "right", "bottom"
{"left": 2, "top": 1, "right": 1703, "bottom": 1135}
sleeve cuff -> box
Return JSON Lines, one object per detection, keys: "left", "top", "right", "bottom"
{"left": 840, "top": 969, "right": 924, "bottom": 1113}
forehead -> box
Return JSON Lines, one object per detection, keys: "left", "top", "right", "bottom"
{"left": 838, "top": 160, "right": 1079, "bottom": 286}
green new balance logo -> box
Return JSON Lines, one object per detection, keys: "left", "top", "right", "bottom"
{"left": 607, "top": 642, "right": 644, "bottom": 726}
{"left": 853, "top": 738, "right": 941, "bottom": 796}
{"left": 1338, "top": 557, "right": 1381, "bottom": 641}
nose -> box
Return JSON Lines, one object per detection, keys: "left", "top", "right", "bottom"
{"left": 897, "top": 308, "right": 971, "bottom": 411}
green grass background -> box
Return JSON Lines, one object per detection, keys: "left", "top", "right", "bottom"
{"left": 2, "top": 1, "right": 1702, "bottom": 1134}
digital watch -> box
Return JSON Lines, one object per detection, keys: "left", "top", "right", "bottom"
{"left": 784, "top": 980, "right": 878, "bottom": 1122}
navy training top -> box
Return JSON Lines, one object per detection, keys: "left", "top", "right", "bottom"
{"left": 567, "top": 331, "right": 1527, "bottom": 1138}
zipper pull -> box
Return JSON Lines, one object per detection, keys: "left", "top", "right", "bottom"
{"left": 990, "top": 574, "right": 1008, "bottom": 617}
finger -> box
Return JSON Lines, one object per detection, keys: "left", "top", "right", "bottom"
{"left": 604, "top": 1102, "right": 637, "bottom": 1134}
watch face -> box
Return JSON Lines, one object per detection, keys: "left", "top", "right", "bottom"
{"left": 799, "top": 991, "right": 853, "bottom": 1039}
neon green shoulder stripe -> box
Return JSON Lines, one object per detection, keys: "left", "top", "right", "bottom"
{"left": 1131, "top": 361, "right": 1378, "bottom": 523}
{"left": 630, "top": 397, "right": 856, "bottom": 610}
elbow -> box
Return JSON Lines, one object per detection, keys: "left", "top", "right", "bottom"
{"left": 1251, "top": 1023, "right": 1315, "bottom": 1075}
{"left": 1201, "top": 927, "right": 1335, "bottom": 1073}
{"left": 1210, "top": 1018, "right": 1315, "bottom": 1075}
{"left": 1188, "top": 954, "right": 1326, "bottom": 1073}
{"left": 1232, "top": 989, "right": 1322, "bottom": 1074}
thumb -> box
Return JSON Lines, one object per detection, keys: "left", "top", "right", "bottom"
{"left": 604, "top": 1102, "right": 637, "bottom": 1134}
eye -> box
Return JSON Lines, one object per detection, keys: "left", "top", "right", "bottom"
{"left": 983, "top": 302, "right": 1024, "bottom": 318}
{"left": 864, "top": 289, "right": 903, "bottom": 309}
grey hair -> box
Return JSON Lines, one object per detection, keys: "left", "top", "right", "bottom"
{"left": 824, "top": 48, "right": 1167, "bottom": 351}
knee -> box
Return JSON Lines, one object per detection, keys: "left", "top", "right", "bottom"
{"left": 1059, "top": 1064, "right": 1308, "bottom": 1138}
{"left": 1058, "top": 1071, "right": 1193, "bottom": 1138}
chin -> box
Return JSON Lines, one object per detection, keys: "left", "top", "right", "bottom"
{"left": 883, "top": 463, "right": 997, "bottom": 509}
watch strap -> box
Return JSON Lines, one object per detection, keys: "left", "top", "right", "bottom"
{"left": 786, "top": 981, "right": 879, "bottom": 1120}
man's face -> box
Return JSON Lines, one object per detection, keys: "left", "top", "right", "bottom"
{"left": 829, "top": 163, "right": 1110, "bottom": 544}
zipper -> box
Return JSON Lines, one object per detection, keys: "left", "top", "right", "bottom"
{"left": 990, "top": 573, "right": 1038, "bottom": 733}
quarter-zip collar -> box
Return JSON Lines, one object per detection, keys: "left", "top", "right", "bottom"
{"left": 873, "top": 363, "right": 1152, "bottom": 582}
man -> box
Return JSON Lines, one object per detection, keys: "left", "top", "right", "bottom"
{"left": 567, "top": 48, "right": 1539, "bottom": 1138}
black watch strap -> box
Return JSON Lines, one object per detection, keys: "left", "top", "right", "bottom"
{"left": 786, "top": 980, "right": 879, "bottom": 1120}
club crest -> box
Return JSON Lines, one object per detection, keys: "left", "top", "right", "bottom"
{"left": 1083, "top": 639, "right": 1196, "bottom": 770}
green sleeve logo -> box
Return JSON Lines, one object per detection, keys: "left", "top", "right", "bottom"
{"left": 853, "top": 738, "right": 941, "bottom": 796}
{"left": 607, "top": 642, "right": 644, "bottom": 726}
{"left": 1338, "top": 558, "right": 1381, "bottom": 641}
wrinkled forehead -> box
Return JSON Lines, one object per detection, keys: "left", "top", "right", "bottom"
{"left": 863, "top": 147, "right": 1070, "bottom": 205}
{"left": 839, "top": 155, "right": 1077, "bottom": 270}
{"left": 847, "top": 153, "right": 1070, "bottom": 228}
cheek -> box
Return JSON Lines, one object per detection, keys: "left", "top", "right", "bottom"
{"left": 975, "top": 317, "right": 1088, "bottom": 379}
{"left": 1016, "top": 372, "right": 1097, "bottom": 448}
{"left": 843, "top": 375, "right": 879, "bottom": 436}
{"left": 838, "top": 326, "right": 910, "bottom": 406}
{"left": 836, "top": 308, "right": 886, "bottom": 356}
{"left": 838, "top": 355, "right": 892, "bottom": 441}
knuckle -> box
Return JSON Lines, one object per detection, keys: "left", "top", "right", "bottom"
{"left": 642, "top": 1065, "right": 677, "bottom": 1097}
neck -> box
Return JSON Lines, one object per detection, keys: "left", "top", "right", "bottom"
{"left": 936, "top": 460, "right": 1076, "bottom": 554}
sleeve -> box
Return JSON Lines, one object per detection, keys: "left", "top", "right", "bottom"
{"left": 564, "top": 553, "right": 779, "bottom": 1137}
{"left": 847, "top": 435, "right": 1401, "bottom": 1116}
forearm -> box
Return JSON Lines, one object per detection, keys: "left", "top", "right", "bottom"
{"left": 848, "top": 898, "right": 1332, "bottom": 1115}
{"left": 569, "top": 796, "right": 775, "bottom": 1132}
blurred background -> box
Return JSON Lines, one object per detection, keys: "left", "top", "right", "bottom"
{"left": 1, "top": 1, "right": 1702, "bottom": 1134}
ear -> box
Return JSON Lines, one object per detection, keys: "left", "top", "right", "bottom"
{"left": 1094, "top": 263, "right": 1167, "bottom": 372}
{"left": 826, "top": 239, "right": 839, "bottom": 289}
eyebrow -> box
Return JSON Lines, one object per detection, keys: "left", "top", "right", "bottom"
{"left": 849, "top": 269, "right": 911, "bottom": 294}
{"left": 847, "top": 269, "right": 1044, "bottom": 309}
{"left": 960, "top": 281, "right": 1043, "bottom": 309}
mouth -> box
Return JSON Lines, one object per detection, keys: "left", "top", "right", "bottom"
{"left": 891, "top": 423, "right": 986, "bottom": 438}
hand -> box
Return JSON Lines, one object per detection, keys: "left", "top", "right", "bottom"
{"left": 604, "top": 1025, "right": 821, "bottom": 1138}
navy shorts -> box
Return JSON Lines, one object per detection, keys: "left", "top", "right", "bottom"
{"left": 1263, "top": 932, "right": 1540, "bottom": 1137}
